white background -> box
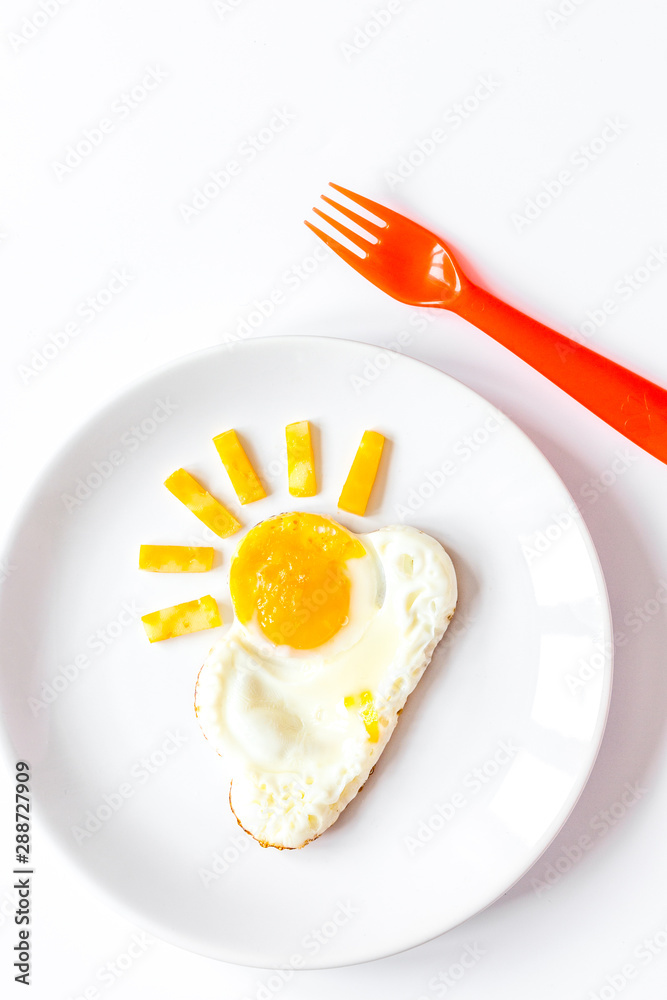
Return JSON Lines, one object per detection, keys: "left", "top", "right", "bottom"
{"left": 1, "top": 0, "right": 667, "bottom": 997}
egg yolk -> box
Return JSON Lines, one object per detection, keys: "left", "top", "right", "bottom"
{"left": 229, "top": 512, "right": 366, "bottom": 649}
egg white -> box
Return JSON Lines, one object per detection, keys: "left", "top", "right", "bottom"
{"left": 195, "top": 524, "right": 457, "bottom": 849}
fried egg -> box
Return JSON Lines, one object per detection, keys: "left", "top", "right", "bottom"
{"left": 195, "top": 512, "right": 457, "bottom": 849}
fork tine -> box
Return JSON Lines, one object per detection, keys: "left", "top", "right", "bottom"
{"left": 304, "top": 221, "right": 372, "bottom": 275}
{"left": 328, "top": 182, "right": 403, "bottom": 226}
{"left": 312, "top": 207, "right": 374, "bottom": 254}
{"left": 320, "top": 194, "right": 385, "bottom": 239}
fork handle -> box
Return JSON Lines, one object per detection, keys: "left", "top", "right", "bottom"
{"left": 453, "top": 284, "right": 667, "bottom": 464}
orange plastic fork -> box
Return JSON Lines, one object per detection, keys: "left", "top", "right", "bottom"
{"left": 306, "top": 183, "right": 667, "bottom": 465}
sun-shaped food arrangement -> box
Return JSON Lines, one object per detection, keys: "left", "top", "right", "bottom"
{"left": 139, "top": 421, "right": 457, "bottom": 849}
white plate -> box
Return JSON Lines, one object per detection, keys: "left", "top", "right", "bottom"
{"left": 0, "top": 336, "right": 612, "bottom": 968}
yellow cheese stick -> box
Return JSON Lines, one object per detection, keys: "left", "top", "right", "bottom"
{"left": 212, "top": 429, "right": 266, "bottom": 505}
{"left": 338, "top": 430, "right": 385, "bottom": 516}
{"left": 141, "top": 595, "right": 222, "bottom": 642}
{"left": 139, "top": 545, "right": 215, "bottom": 573}
{"left": 286, "top": 420, "right": 317, "bottom": 497}
{"left": 164, "top": 468, "right": 241, "bottom": 538}
{"left": 344, "top": 691, "right": 380, "bottom": 742}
